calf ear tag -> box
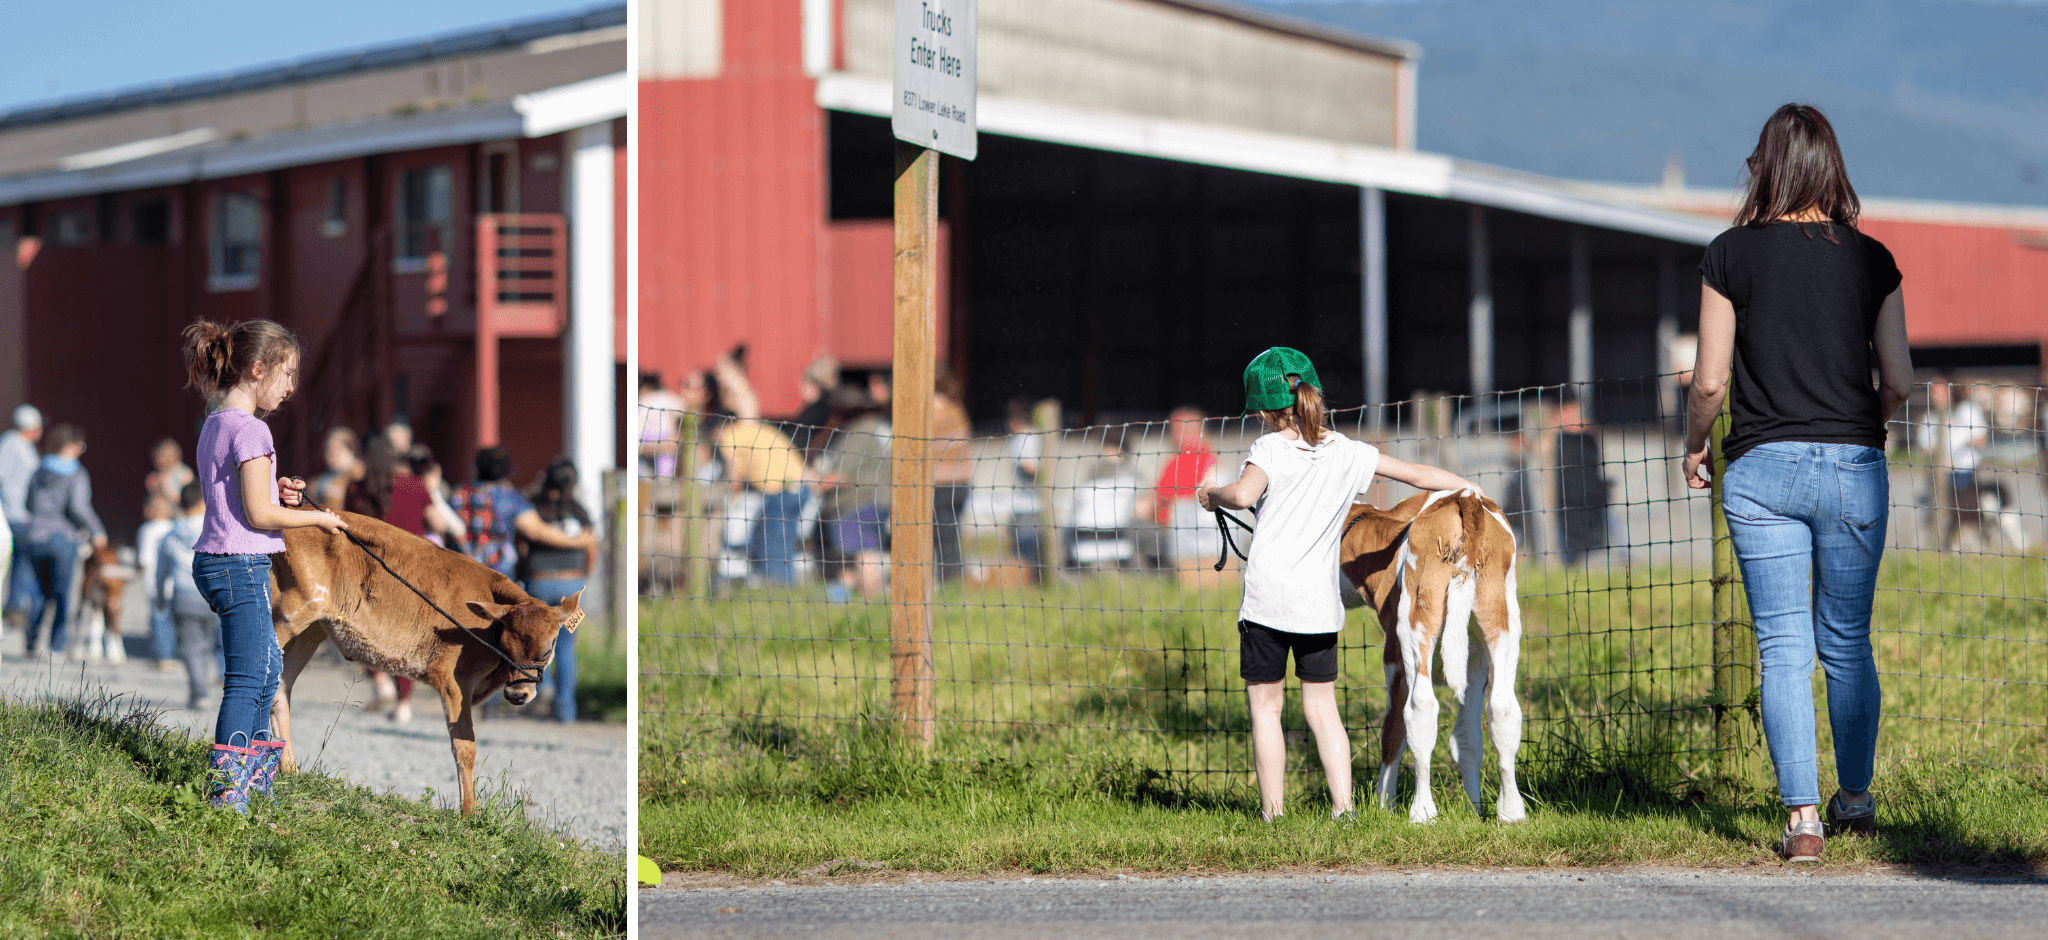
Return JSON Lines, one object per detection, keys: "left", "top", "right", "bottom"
{"left": 560, "top": 609, "right": 585, "bottom": 633}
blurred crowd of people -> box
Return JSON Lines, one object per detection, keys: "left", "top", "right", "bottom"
{"left": 638, "top": 362, "right": 2048, "bottom": 588}
{"left": 1, "top": 404, "right": 598, "bottom": 723}
{"left": 639, "top": 352, "right": 1261, "bottom": 596}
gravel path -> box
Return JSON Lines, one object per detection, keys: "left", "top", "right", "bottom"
{"left": 640, "top": 869, "right": 2048, "bottom": 939}
{"left": 0, "top": 583, "right": 626, "bottom": 850}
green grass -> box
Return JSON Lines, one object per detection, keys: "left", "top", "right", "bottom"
{"left": 575, "top": 638, "right": 629, "bottom": 724}
{"left": 0, "top": 693, "right": 625, "bottom": 939}
{"left": 640, "top": 718, "right": 2048, "bottom": 876}
{"left": 641, "top": 549, "right": 2048, "bottom": 874}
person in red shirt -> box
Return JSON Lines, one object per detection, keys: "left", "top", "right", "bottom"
{"left": 1152, "top": 407, "right": 1215, "bottom": 524}
{"left": 1146, "top": 406, "right": 1222, "bottom": 579}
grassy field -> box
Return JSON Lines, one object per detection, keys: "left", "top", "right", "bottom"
{"left": 0, "top": 693, "right": 625, "bottom": 939}
{"left": 576, "top": 637, "right": 629, "bottom": 723}
{"left": 641, "top": 729, "right": 2048, "bottom": 875}
{"left": 641, "top": 549, "right": 2047, "bottom": 873}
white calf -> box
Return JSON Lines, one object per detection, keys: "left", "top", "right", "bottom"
{"left": 1343, "top": 489, "right": 1525, "bottom": 824}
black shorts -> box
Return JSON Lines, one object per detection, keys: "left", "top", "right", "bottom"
{"left": 1238, "top": 620, "right": 1339, "bottom": 684}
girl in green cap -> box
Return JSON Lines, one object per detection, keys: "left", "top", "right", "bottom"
{"left": 1200, "top": 347, "right": 1481, "bottom": 822}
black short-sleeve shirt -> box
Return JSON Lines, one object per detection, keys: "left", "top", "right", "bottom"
{"left": 1699, "top": 221, "right": 1903, "bottom": 463}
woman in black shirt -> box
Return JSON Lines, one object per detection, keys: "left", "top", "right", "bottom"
{"left": 1681, "top": 104, "right": 1914, "bottom": 863}
{"left": 521, "top": 457, "right": 594, "bottom": 723}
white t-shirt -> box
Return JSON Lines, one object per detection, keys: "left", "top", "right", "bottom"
{"left": 1238, "top": 430, "right": 1380, "bottom": 634}
{"left": 1946, "top": 401, "right": 1988, "bottom": 472}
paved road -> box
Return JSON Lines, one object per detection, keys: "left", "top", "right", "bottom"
{"left": 640, "top": 869, "right": 2048, "bottom": 940}
{"left": 1, "top": 584, "right": 625, "bottom": 849}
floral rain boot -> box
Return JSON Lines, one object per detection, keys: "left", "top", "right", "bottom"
{"left": 207, "top": 741, "right": 259, "bottom": 813}
{"left": 249, "top": 733, "right": 287, "bottom": 799}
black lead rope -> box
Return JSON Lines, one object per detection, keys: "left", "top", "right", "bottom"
{"left": 292, "top": 481, "right": 545, "bottom": 684}
{"left": 1213, "top": 508, "right": 1256, "bottom": 571}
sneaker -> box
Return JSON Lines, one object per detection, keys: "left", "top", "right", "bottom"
{"left": 1826, "top": 789, "right": 1876, "bottom": 836}
{"left": 1260, "top": 811, "right": 1284, "bottom": 824}
{"left": 1330, "top": 809, "right": 1359, "bottom": 823}
{"left": 1780, "top": 820, "right": 1825, "bottom": 863}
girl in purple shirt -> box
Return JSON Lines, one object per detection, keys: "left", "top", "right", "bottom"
{"left": 181, "top": 319, "right": 346, "bottom": 812}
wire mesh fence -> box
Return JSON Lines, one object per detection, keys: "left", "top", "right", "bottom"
{"left": 639, "top": 374, "right": 2047, "bottom": 789}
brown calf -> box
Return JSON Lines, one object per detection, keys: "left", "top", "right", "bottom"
{"left": 267, "top": 512, "right": 583, "bottom": 814}
{"left": 77, "top": 545, "right": 131, "bottom": 663}
{"left": 1340, "top": 489, "right": 1525, "bottom": 824}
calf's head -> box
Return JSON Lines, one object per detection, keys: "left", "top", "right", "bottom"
{"left": 463, "top": 591, "right": 585, "bottom": 705}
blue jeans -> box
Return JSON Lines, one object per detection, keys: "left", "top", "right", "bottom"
{"left": 523, "top": 577, "right": 584, "bottom": 722}
{"left": 748, "top": 487, "right": 811, "bottom": 585}
{"left": 195, "top": 553, "right": 281, "bottom": 747}
{"left": 149, "top": 603, "right": 178, "bottom": 663}
{"left": 1723, "top": 442, "right": 1888, "bottom": 807}
{"left": 20, "top": 533, "right": 80, "bottom": 654}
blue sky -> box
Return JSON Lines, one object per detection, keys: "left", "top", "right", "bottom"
{"left": 0, "top": 1, "right": 611, "bottom": 113}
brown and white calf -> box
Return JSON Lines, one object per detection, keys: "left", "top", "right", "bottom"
{"left": 267, "top": 512, "right": 583, "bottom": 815}
{"left": 1341, "top": 489, "right": 1525, "bottom": 824}
{"left": 76, "top": 544, "right": 133, "bottom": 663}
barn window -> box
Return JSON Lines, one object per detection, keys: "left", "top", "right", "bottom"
{"left": 321, "top": 178, "right": 347, "bottom": 238}
{"left": 209, "top": 191, "right": 262, "bottom": 291}
{"left": 132, "top": 198, "right": 171, "bottom": 245}
{"left": 48, "top": 210, "right": 92, "bottom": 246}
{"left": 396, "top": 165, "right": 453, "bottom": 270}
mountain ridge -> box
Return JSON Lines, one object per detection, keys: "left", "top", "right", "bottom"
{"left": 1259, "top": 0, "right": 2048, "bottom": 206}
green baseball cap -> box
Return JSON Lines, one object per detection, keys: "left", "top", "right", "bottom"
{"left": 1243, "top": 347, "right": 1320, "bottom": 413}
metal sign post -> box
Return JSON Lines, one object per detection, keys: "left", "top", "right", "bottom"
{"left": 891, "top": 0, "right": 975, "bottom": 748}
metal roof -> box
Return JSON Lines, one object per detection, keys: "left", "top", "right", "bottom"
{"left": 1149, "top": 0, "right": 1422, "bottom": 62}
{"left": 816, "top": 75, "right": 1722, "bottom": 245}
{"left": 0, "top": 72, "right": 627, "bottom": 205}
{"left": 0, "top": 4, "right": 625, "bottom": 132}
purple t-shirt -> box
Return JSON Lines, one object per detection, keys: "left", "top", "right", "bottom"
{"left": 195, "top": 408, "right": 287, "bottom": 555}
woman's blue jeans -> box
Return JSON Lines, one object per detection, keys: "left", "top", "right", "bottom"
{"left": 1723, "top": 442, "right": 1887, "bottom": 807}
{"left": 20, "top": 533, "right": 79, "bottom": 654}
{"left": 748, "top": 487, "right": 812, "bottom": 584}
{"left": 523, "top": 576, "right": 584, "bottom": 722}
{"left": 195, "top": 553, "right": 282, "bottom": 747}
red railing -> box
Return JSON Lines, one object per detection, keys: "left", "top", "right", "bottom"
{"left": 474, "top": 213, "right": 567, "bottom": 446}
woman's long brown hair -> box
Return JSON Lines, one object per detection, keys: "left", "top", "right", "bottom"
{"left": 1735, "top": 103, "right": 1860, "bottom": 242}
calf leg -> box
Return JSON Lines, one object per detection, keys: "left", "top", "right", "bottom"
{"left": 270, "top": 622, "right": 327, "bottom": 774}
{"left": 1399, "top": 640, "right": 1442, "bottom": 824}
{"left": 1440, "top": 572, "right": 1487, "bottom": 819}
{"left": 431, "top": 675, "right": 480, "bottom": 816}
{"left": 1481, "top": 564, "right": 1527, "bottom": 823}
{"left": 1376, "top": 631, "right": 1406, "bottom": 810}
{"left": 1398, "top": 560, "right": 1450, "bottom": 824}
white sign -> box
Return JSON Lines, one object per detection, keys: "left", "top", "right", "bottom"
{"left": 893, "top": 0, "right": 977, "bottom": 160}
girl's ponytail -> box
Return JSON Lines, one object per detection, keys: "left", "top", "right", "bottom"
{"left": 179, "top": 319, "right": 303, "bottom": 405}
{"left": 1289, "top": 379, "right": 1327, "bottom": 446}
{"left": 181, "top": 320, "right": 237, "bottom": 396}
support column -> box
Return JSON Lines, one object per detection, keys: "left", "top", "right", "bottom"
{"left": 567, "top": 121, "right": 617, "bottom": 568}
{"left": 1361, "top": 186, "right": 1387, "bottom": 410}
{"left": 1656, "top": 243, "right": 1679, "bottom": 419}
{"left": 0, "top": 212, "right": 25, "bottom": 411}
{"left": 1468, "top": 205, "right": 1492, "bottom": 398}
{"left": 1569, "top": 226, "right": 1593, "bottom": 416}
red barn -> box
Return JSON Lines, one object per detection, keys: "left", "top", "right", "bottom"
{"left": 0, "top": 6, "right": 628, "bottom": 538}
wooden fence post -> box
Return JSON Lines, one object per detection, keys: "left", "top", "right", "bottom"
{"left": 891, "top": 141, "right": 939, "bottom": 747}
{"left": 1710, "top": 397, "right": 1761, "bottom": 787}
